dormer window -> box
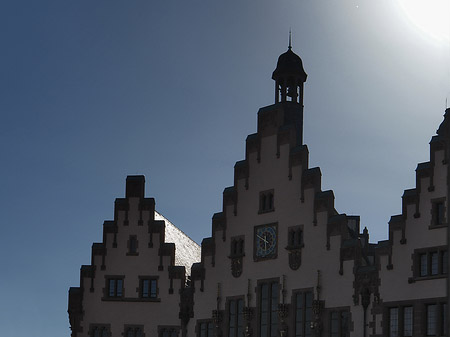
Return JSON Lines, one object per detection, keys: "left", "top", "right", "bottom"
{"left": 259, "top": 190, "right": 275, "bottom": 213}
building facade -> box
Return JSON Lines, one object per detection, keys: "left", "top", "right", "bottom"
{"left": 68, "top": 46, "right": 448, "bottom": 337}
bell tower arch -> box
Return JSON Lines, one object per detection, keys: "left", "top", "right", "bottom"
{"left": 272, "top": 36, "right": 308, "bottom": 105}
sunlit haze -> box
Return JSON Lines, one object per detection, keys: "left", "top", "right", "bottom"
{"left": 398, "top": 0, "right": 450, "bottom": 42}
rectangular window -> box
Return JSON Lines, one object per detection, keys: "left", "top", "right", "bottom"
{"left": 330, "top": 312, "right": 339, "bottom": 337}
{"left": 259, "top": 281, "right": 279, "bottom": 337}
{"left": 128, "top": 236, "right": 138, "bottom": 255}
{"left": 329, "top": 310, "right": 349, "bottom": 337}
{"left": 340, "top": 311, "right": 349, "bottom": 337}
{"left": 417, "top": 248, "right": 448, "bottom": 278}
{"left": 427, "top": 304, "right": 437, "bottom": 336}
{"left": 259, "top": 190, "right": 275, "bottom": 213}
{"left": 387, "top": 306, "right": 414, "bottom": 337}
{"left": 108, "top": 278, "right": 123, "bottom": 297}
{"left": 125, "top": 327, "right": 143, "bottom": 337}
{"left": 198, "top": 322, "right": 213, "bottom": 337}
{"left": 442, "top": 251, "right": 448, "bottom": 274}
{"left": 431, "top": 252, "right": 439, "bottom": 275}
{"left": 288, "top": 226, "right": 304, "bottom": 248}
{"left": 228, "top": 299, "right": 244, "bottom": 337}
{"left": 295, "top": 291, "right": 313, "bottom": 337}
{"left": 389, "top": 308, "right": 399, "bottom": 337}
{"left": 420, "top": 254, "right": 428, "bottom": 276}
{"left": 141, "top": 278, "right": 157, "bottom": 298}
{"left": 442, "top": 304, "right": 448, "bottom": 335}
{"left": 435, "top": 202, "right": 445, "bottom": 226}
{"left": 403, "top": 306, "right": 413, "bottom": 337}
{"left": 90, "top": 325, "right": 110, "bottom": 337}
{"left": 159, "top": 328, "right": 179, "bottom": 337}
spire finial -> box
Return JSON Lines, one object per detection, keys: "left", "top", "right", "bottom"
{"left": 288, "top": 29, "right": 292, "bottom": 50}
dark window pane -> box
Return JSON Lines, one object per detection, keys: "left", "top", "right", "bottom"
{"left": 427, "top": 305, "right": 437, "bottom": 336}
{"left": 229, "top": 300, "right": 236, "bottom": 337}
{"left": 436, "top": 202, "right": 445, "bottom": 225}
{"left": 116, "top": 279, "right": 123, "bottom": 297}
{"left": 109, "top": 280, "right": 115, "bottom": 297}
{"left": 420, "top": 254, "right": 428, "bottom": 276}
{"left": 442, "top": 304, "right": 448, "bottom": 335}
{"left": 142, "top": 279, "right": 149, "bottom": 298}
{"left": 130, "top": 236, "right": 137, "bottom": 253}
{"left": 270, "top": 283, "right": 279, "bottom": 337}
{"left": 431, "top": 252, "right": 439, "bottom": 275}
{"left": 341, "top": 311, "right": 349, "bottom": 337}
{"left": 94, "top": 327, "right": 100, "bottom": 337}
{"left": 200, "top": 323, "right": 206, "bottom": 337}
{"left": 304, "top": 292, "right": 312, "bottom": 337}
{"left": 207, "top": 323, "right": 213, "bottom": 337}
{"left": 295, "top": 293, "right": 304, "bottom": 337}
{"left": 237, "top": 299, "right": 244, "bottom": 337}
{"left": 404, "top": 307, "right": 413, "bottom": 337}
{"left": 442, "top": 251, "right": 448, "bottom": 274}
{"left": 150, "top": 279, "right": 157, "bottom": 298}
{"left": 330, "top": 312, "right": 339, "bottom": 337}
{"left": 389, "top": 307, "right": 398, "bottom": 337}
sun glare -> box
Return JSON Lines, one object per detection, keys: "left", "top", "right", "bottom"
{"left": 398, "top": 0, "right": 450, "bottom": 43}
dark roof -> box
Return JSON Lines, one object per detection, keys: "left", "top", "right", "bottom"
{"left": 272, "top": 48, "right": 307, "bottom": 82}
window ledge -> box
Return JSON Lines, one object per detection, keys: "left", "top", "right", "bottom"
{"left": 228, "top": 253, "right": 245, "bottom": 259}
{"left": 428, "top": 223, "right": 448, "bottom": 230}
{"left": 285, "top": 244, "right": 304, "bottom": 251}
{"left": 409, "top": 274, "right": 447, "bottom": 283}
{"left": 258, "top": 209, "right": 275, "bottom": 214}
{"left": 102, "top": 297, "right": 161, "bottom": 302}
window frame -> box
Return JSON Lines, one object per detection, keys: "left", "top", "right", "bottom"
{"left": 124, "top": 325, "right": 144, "bottom": 337}
{"left": 139, "top": 276, "right": 159, "bottom": 300}
{"left": 196, "top": 320, "right": 214, "bottom": 337}
{"left": 430, "top": 198, "right": 447, "bottom": 228}
{"left": 127, "top": 235, "right": 139, "bottom": 256}
{"left": 292, "top": 289, "right": 313, "bottom": 337}
{"left": 329, "top": 309, "right": 350, "bottom": 337}
{"left": 89, "top": 324, "right": 111, "bottom": 337}
{"left": 158, "top": 325, "right": 180, "bottom": 337}
{"left": 257, "top": 279, "right": 280, "bottom": 337}
{"left": 227, "top": 297, "right": 245, "bottom": 337}
{"left": 413, "top": 246, "right": 448, "bottom": 280}
{"left": 259, "top": 189, "right": 275, "bottom": 214}
{"left": 105, "top": 276, "right": 124, "bottom": 298}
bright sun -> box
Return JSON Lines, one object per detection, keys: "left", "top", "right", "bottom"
{"left": 398, "top": 0, "right": 450, "bottom": 42}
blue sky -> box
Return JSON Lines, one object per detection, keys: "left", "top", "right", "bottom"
{"left": 0, "top": 1, "right": 449, "bottom": 336}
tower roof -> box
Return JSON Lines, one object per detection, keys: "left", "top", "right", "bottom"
{"left": 272, "top": 47, "right": 307, "bottom": 82}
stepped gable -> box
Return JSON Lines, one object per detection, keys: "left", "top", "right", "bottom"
{"left": 194, "top": 46, "right": 369, "bottom": 297}
{"left": 379, "top": 109, "right": 450, "bottom": 263}
{"left": 68, "top": 175, "right": 200, "bottom": 337}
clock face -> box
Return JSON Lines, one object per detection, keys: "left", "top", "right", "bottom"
{"left": 254, "top": 224, "right": 278, "bottom": 260}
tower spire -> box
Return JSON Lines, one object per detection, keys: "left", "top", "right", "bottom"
{"left": 288, "top": 29, "right": 292, "bottom": 50}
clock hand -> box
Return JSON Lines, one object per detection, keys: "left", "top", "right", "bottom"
{"left": 257, "top": 234, "right": 268, "bottom": 243}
